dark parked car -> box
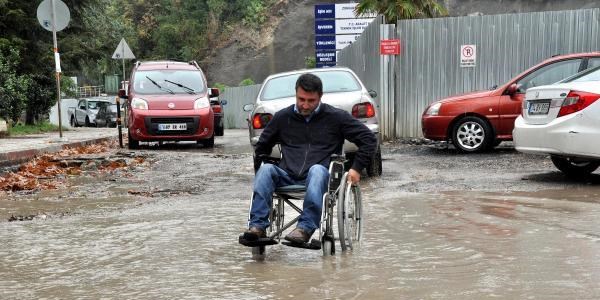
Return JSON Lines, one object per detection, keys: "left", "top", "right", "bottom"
{"left": 211, "top": 97, "right": 227, "bottom": 136}
{"left": 95, "top": 104, "right": 118, "bottom": 127}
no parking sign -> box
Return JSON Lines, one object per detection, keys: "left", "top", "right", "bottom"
{"left": 460, "top": 45, "right": 476, "bottom": 68}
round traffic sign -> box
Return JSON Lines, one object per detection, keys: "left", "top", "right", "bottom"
{"left": 37, "top": 0, "right": 71, "bottom": 32}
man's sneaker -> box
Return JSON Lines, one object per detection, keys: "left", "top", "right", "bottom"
{"left": 284, "top": 228, "right": 311, "bottom": 244}
{"left": 243, "top": 226, "right": 266, "bottom": 241}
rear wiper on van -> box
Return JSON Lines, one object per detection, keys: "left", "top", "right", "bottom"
{"left": 164, "top": 79, "right": 196, "bottom": 94}
{"left": 146, "top": 76, "right": 174, "bottom": 94}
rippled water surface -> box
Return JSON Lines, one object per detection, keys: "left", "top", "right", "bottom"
{"left": 2, "top": 132, "right": 600, "bottom": 299}
{"left": 3, "top": 184, "right": 600, "bottom": 299}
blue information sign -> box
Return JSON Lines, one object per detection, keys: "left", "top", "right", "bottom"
{"left": 315, "top": 19, "right": 335, "bottom": 35}
{"left": 314, "top": 4, "right": 335, "bottom": 19}
{"left": 315, "top": 35, "right": 336, "bottom": 50}
{"left": 315, "top": 50, "right": 336, "bottom": 64}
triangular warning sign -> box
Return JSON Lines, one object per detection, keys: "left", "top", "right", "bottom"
{"left": 112, "top": 38, "right": 135, "bottom": 59}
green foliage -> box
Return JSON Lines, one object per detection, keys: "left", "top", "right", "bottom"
{"left": 214, "top": 82, "right": 228, "bottom": 92}
{"left": 0, "top": 44, "right": 30, "bottom": 122}
{"left": 8, "top": 121, "right": 62, "bottom": 136}
{"left": 0, "top": 0, "right": 280, "bottom": 124}
{"left": 242, "top": 0, "right": 268, "bottom": 28}
{"left": 239, "top": 78, "right": 255, "bottom": 86}
{"left": 25, "top": 74, "right": 56, "bottom": 125}
{"left": 356, "top": 0, "right": 448, "bottom": 23}
{"left": 305, "top": 56, "right": 316, "bottom": 68}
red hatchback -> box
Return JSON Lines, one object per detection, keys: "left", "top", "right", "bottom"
{"left": 124, "top": 61, "right": 219, "bottom": 149}
{"left": 422, "top": 52, "right": 600, "bottom": 152}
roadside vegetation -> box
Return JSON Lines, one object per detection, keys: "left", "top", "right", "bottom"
{"left": 7, "top": 122, "right": 63, "bottom": 136}
{"left": 0, "top": 0, "right": 446, "bottom": 127}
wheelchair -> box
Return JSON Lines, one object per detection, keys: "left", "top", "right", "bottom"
{"left": 239, "top": 154, "right": 363, "bottom": 258}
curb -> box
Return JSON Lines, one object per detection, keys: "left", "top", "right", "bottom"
{"left": 0, "top": 136, "right": 118, "bottom": 168}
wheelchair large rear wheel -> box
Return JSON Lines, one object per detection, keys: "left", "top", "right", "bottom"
{"left": 337, "top": 181, "right": 363, "bottom": 251}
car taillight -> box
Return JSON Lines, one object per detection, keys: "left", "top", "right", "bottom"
{"left": 252, "top": 113, "right": 273, "bottom": 129}
{"left": 557, "top": 91, "right": 600, "bottom": 117}
{"left": 352, "top": 102, "right": 375, "bottom": 118}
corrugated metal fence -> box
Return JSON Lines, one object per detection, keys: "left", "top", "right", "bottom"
{"left": 220, "top": 84, "right": 262, "bottom": 129}
{"left": 394, "top": 8, "right": 600, "bottom": 137}
{"left": 337, "top": 16, "right": 397, "bottom": 140}
{"left": 218, "top": 8, "right": 600, "bottom": 138}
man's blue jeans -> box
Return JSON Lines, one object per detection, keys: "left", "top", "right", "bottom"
{"left": 249, "top": 164, "right": 329, "bottom": 234}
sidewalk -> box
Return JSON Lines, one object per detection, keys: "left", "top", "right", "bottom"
{"left": 0, "top": 127, "right": 120, "bottom": 167}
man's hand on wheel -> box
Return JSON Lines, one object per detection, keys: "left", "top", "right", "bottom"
{"left": 347, "top": 169, "right": 361, "bottom": 185}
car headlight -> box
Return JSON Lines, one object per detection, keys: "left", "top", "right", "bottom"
{"left": 194, "top": 96, "right": 210, "bottom": 109}
{"left": 426, "top": 102, "right": 442, "bottom": 115}
{"left": 131, "top": 97, "right": 148, "bottom": 110}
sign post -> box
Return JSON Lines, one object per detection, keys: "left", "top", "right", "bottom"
{"left": 314, "top": 3, "right": 376, "bottom": 68}
{"left": 112, "top": 38, "right": 135, "bottom": 148}
{"left": 37, "top": 0, "right": 70, "bottom": 139}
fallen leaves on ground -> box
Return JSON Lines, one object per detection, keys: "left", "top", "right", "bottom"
{"left": 0, "top": 140, "right": 146, "bottom": 192}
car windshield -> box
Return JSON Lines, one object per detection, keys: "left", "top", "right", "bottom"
{"left": 564, "top": 66, "right": 600, "bottom": 83}
{"left": 133, "top": 70, "right": 206, "bottom": 95}
{"left": 87, "top": 101, "right": 105, "bottom": 109}
{"left": 260, "top": 70, "right": 361, "bottom": 101}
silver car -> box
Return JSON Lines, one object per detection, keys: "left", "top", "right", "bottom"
{"left": 243, "top": 67, "right": 382, "bottom": 177}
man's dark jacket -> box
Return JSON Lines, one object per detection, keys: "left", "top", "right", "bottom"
{"left": 255, "top": 103, "right": 377, "bottom": 180}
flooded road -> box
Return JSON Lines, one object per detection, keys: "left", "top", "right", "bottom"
{"left": 2, "top": 130, "right": 600, "bottom": 299}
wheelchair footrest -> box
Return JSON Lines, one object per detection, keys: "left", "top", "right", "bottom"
{"left": 238, "top": 235, "right": 279, "bottom": 247}
{"left": 282, "top": 239, "right": 321, "bottom": 250}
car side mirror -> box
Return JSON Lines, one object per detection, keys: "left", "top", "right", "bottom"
{"left": 118, "top": 89, "right": 127, "bottom": 99}
{"left": 505, "top": 83, "right": 519, "bottom": 96}
{"left": 243, "top": 104, "right": 254, "bottom": 112}
{"left": 368, "top": 90, "right": 377, "bottom": 98}
{"left": 221, "top": 99, "right": 228, "bottom": 106}
{"left": 209, "top": 88, "right": 220, "bottom": 97}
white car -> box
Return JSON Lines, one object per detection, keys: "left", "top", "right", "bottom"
{"left": 513, "top": 66, "right": 600, "bottom": 176}
{"left": 243, "top": 67, "right": 382, "bottom": 176}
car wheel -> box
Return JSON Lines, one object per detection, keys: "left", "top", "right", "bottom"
{"left": 128, "top": 130, "right": 139, "bottom": 149}
{"left": 85, "top": 117, "right": 91, "bottom": 127}
{"left": 451, "top": 116, "right": 493, "bottom": 153}
{"left": 70, "top": 116, "right": 77, "bottom": 128}
{"left": 215, "top": 125, "right": 224, "bottom": 136}
{"left": 367, "top": 146, "right": 382, "bottom": 177}
{"left": 199, "top": 133, "right": 215, "bottom": 148}
{"left": 550, "top": 156, "right": 600, "bottom": 177}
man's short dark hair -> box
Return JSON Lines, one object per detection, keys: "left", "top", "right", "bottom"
{"left": 295, "top": 73, "right": 323, "bottom": 96}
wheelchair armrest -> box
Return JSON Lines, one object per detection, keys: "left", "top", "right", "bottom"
{"left": 330, "top": 153, "right": 346, "bottom": 163}
{"left": 256, "top": 154, "right": 280, "bottom": 165}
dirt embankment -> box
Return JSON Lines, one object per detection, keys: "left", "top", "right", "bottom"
{"left": 202, "top": 0, "right": 335, "bottom": 86}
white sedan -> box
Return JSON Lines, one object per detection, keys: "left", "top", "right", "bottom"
{"left": 513, "top": 66, "right": 600, "bottom": 177}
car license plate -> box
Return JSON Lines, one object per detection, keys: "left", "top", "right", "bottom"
{"left": 528, "top": 101, "right": 550, "bottom": 115}
{"left": 158, "top": 123, "right": 187, "bottom": 131}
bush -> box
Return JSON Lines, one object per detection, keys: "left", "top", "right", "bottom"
{"left": 0, "top": 45, "right": 30, "bottom": 123}
{"left": 239, "top": 78, "right": 255, "bottom": 86}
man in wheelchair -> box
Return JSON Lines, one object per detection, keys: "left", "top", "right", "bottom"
{"left": 242, "top": 73, "right": 377, "bottom": 245}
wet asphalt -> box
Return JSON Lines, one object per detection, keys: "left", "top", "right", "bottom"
{"left": 1, "top": 129, "right": 600, "bottom": 299}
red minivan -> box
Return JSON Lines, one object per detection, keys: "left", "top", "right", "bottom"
{"left": 422, "top": 52, "right": 600, "bottom": 152}
{"left": 124, "top": 61, "right": 219, "bottom": 149}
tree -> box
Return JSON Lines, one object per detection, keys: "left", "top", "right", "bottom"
{"left": 0, "top": 44, "right": 31, "bottom": 123}
{"left": 355, "top": 0, "right": 448, "bottom": 23}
